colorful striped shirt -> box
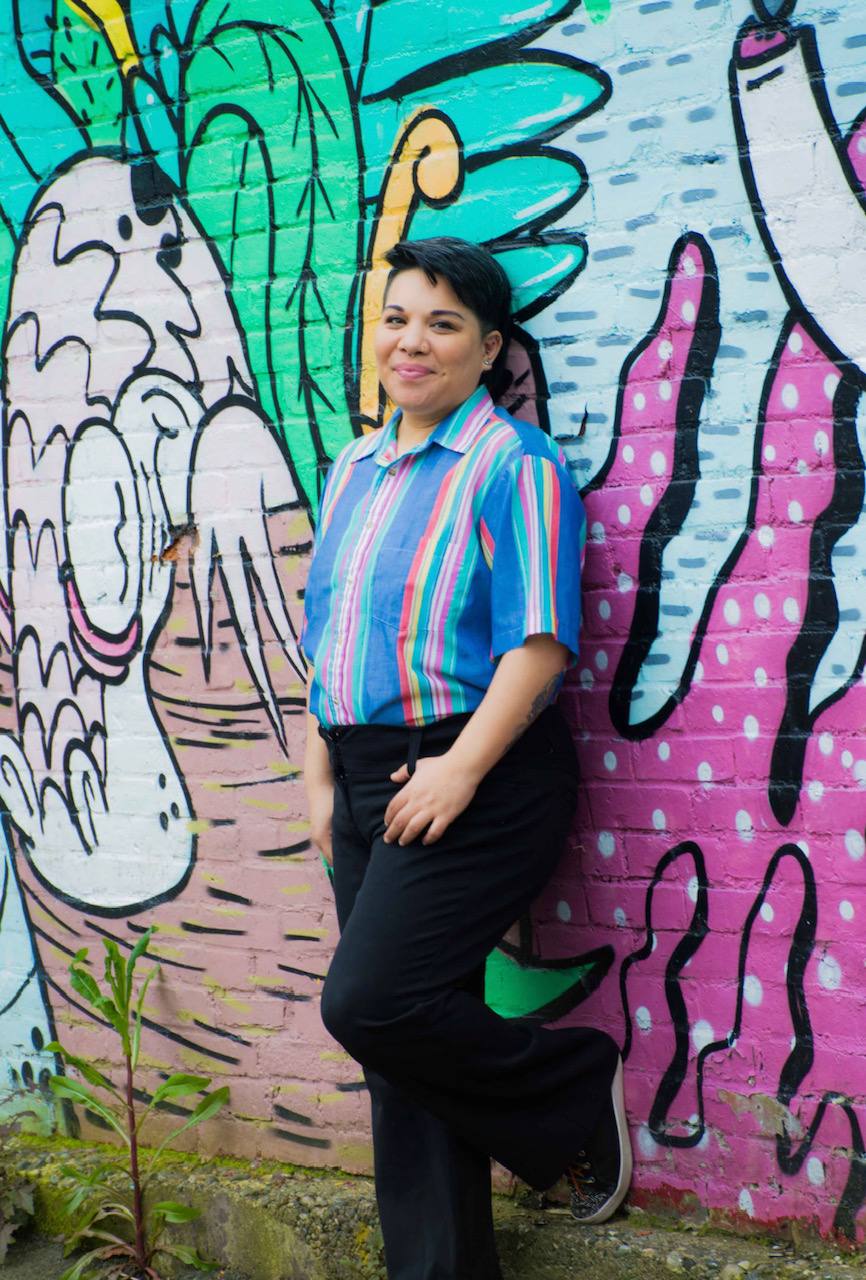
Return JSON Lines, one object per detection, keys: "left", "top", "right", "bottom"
{"left": 301, "top": 386, "right": 585, "bottom": 727}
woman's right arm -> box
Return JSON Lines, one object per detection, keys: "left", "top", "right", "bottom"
{"left": 304, "top": 669, "right": 335, "bottom": 866}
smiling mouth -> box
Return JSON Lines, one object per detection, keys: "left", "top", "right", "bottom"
{"left": 393, "top": 365, "right": 434, "bottom": 379}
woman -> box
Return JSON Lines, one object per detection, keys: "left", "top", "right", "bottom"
{"left": 302, "top": 237, "right": 631, "bottom": 1280}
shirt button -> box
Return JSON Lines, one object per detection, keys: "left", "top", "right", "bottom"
{"left": 387, "top": 467, "right": 397, "bottom": 477}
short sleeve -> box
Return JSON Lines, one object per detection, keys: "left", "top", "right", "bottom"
{"left": 480, "top": 451, "right": 585, "bottom": 662}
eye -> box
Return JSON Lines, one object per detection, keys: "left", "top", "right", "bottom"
{"left": 432, "top": 320, "right": 456, "bottom": 331}
{"left": 384, "top": 314, "right": 404, "bottom": 325}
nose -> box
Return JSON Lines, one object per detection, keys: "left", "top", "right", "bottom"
{"left": 397, "top": 318, "right": 428, "bottom": 354}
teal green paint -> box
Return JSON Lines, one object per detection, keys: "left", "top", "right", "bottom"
{"left": 585, "top": 0, "right": 612, "bottom": 21}
{"left": 51, "top": 1, "right": 124, "bottom": 150}
{"left": 484, "top": 949, "right": 596, "bottom": 1020}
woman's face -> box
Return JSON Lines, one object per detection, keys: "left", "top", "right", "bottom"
{"left": 374, "top": 268, "right": 503, "bottom": 426}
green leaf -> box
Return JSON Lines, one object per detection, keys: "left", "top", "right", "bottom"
{"left": 150, "top": 1200, "right": 200, "bottom": 1224}
{"left": 131, "top": 966, "right": 158, "bottom": 1071}
{"left": 102, "top": 938, "right": 128, "bottom": 1012}
{"left": 126, "top": 926, "right": 155, "bottom": 990}
{"left": 43, "top": 1048, "right": 118, "bottom": 1097}
{"left": 151, "top": 1073, "right": 210, "bottom": 1105}
{"left": 49, "top": 1078, "right": 128, "bottom": 1144}
{"left": 183, "top": 1, "right": 361, "bottom": 505}
{"left": 162, "top": 1243, "right": 217, "bottom": 1269}
{"left": 147, "top": 1086, "right": 229, "bottom": 1165}
{"left": 69, "top": 965, "right": 102, "bottom": 1009}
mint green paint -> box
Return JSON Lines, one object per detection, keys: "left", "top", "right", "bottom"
{"left": 485, "top": 949, "right": 596, "bottom": 1021}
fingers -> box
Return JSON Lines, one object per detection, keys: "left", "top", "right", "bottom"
{"left": 390, "top": 764, "right": 410, "bottom": 783}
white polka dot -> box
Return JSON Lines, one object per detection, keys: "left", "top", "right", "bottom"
{"left": 824, "top": 372, "right": 840, "bottom": 401}
{"left": 788, "top": 500, "right": 804, "bottom": 524}
{"left": 633, "top": 391, "right": 646, "bottom": 411}
{"left": 681, "top": 299, "right": 696, "bottom": 323}
{"left": 807, "top": 1157, "right": 825, "bottom": 1187}
{"left": 716, "top": 643, "right": 729, "bottom": 666}
{"left": 842, "top": 749, "right": 853, "bottom": 768}
{"left": 556, "top": 899, "right": 572, "bottom": 922}
{"left": 650, "top": 450, "right": 666, "bottom": 475}
{"left": 683, "top": 254, "right": 697, "bottom": 277}
{"left": 796, "top": 457, "right": 808, "bottom": 476}
{"left": 658, "top": 339, "right": 673, "bottom": 361}
{"left": 839, "top": 900, "right": 854, "bottom": 922}
{"left": 658, "top": 741, "right": 671, "bottom": 762}
{"left": 757, "top": 524, "right": 774, "bottom": 549}
{"left": 739, "top": 1189, "right": 755, "bottom": 1218}
{"left": 818, "top": 953, "right": 841, "bottom": 991}
{"left": 638, "top": 1125, "right": 658, "bottom": 1156}
{"left": 622, "top": 444, "right": 635, "bottom": 463}
{"left": 807, "top": 779, "right": 824, "bottom": 803}
{"left": 598, "top": 830, "right": 615, "bottom": 857}
{"left": 754, "top": 666, "right": 768, "bottom": 688}
{"left": 694, "top": 661, "right": 704, "bottom": 683}
{"left": 814, "top": 430, "right": 829, "bottom": 457}
{"left": 760, "top": 902, "right": 774, "bottom": 923}
{"left": 754, "top": 593, "right": 771, "bottom": 619}
{"left": 818, "top": 732, "right": 833, "bottom": 756}
{"left": 659, "top": 380, "right": 672, "bottom": 402}
{"left": 687, "top": 875, "right": 699, "bottom": 902}
{"left": 598, "top": 598, "right": 611, "bottom": 620}
{"left": 764, "top": 443, "right": 776, "bottom": 463}
{"left": 854, "top": 760, "right": 866, "bottom": 785}
{"left": 736, "top": 810, "right": 754, "bottom": 841}
{"left": 744, "top": 715, "right": 759, "bottom": 740}
{"left": 692, "top": 1019, "right": 714, "bottom": 1052}
{"left": 590, "top": 521, "right": 605, "bottom": 543}
{"left": 604, "top": 751, "right": 617, "bottom": 772}
{"left": 723, "top": 598, "right": 741, "bottom": 626}
{"left": 787, "top": 330, "right": 803, "bottom": 354}
{"left": 640, "top": 483, "right": 654, "bottom": 506}
{"left": 617, "top": 572, "right": 633, "bottom": 593}
{"left": 636, "top": 1006, "right": 652, "bottom": 1032}
{"left": 781, "top": 383, "right": 799, "bottom": 410}
{"left": 614, "top": 907, "right": 627, "bottom": 927}
{"left": 744, "top": 974, "right": 763, "bottom": 1007}
{"left": 652, "top": 808, "right": 666, "bottom": 831}
{"left": 595, "top": 649, "right": 608, "bottom": 671}
{"left": 618, "top": 504, "right": 632, "bottom": 525}
{"left": 797, "top": 839, "right": 809, "bottom": 856}
{"left": 844, "top": 829, "right": 865, "bottom": 860}
{"left": 783, "top": 597, "right": 800, "bottom": 623}
{"left": 579, "top": 668, "right": 594, "bottom": 689}
{"left": 697, "top": 761, "right": 712, "bottom": 783}
{"left": 859, "top": 134, "right": 866, "bottom": 155}
{"left": 146, "top": 91, "right": 156, "bottom": 106}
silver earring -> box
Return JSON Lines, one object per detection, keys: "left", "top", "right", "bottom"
{"left": 482, "top": 359, "right": 492, "bottom": 368}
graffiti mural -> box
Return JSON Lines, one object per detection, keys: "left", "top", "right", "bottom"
{"left": 0, "top": 0, "right": 865, "bottom": 1245}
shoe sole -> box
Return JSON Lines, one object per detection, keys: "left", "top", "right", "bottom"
{"left": 575, "top": 1056, "right": 633, "bottom": 1225}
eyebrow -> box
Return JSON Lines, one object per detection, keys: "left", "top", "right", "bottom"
{"left": 383, "top": 304, "right": 465, "bottom": 319}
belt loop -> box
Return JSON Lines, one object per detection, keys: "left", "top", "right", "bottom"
{"left": 407, "top": 726, "right": 422, "bottom": 777}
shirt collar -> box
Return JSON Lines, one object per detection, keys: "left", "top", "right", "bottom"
{"left": 350, "top": 386, "right": 495, "bottom": 467}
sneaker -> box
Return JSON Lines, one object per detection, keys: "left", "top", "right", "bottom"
{"left": 567, "top": 1055, "right": 632, "bottom": 1224}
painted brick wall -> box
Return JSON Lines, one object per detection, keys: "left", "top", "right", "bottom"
{"left": 1, "top": 0, "right": 865, "bottom": 1244}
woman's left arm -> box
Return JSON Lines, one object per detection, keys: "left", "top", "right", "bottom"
{"left": 383, "top": 633, "right": 568, "bottom": 847}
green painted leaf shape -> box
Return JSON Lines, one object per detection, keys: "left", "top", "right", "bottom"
{"left": 496, "top": 237, "right": 587, "bottom": 322}
{"left": 183, "top": 2, "right": 361, "bottom": 506}
{"left": 408, "top": 149, "right": 587, "bottom": 248}
{"left": 484, "top": 947, "right": 595, "bottom": 1020}
{"left": 130, "top": 72, "right": 181, "bottom": 186}
{"left": 367, "top": 54, "right": 606, "bottom": 170}
{"left": 361, "top": 0, "right": 577, "bottom": 101}
{"left": 50, "top": 0, "right": 124, "bottom": 149}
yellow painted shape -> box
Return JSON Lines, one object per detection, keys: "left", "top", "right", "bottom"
{"left": 204, "top": 978, "right": 252, "bottom": 1015}
{"left": 64, "top": 0, "right": 140, "bottom": 72}
{"left": 359, "top": 109, "right": 462, "bottom": 429}
{"left": 279, "top": 883, "right": 311, "bottom": 896}
{"left": 241, "top": 796, "right": 289, "bottom": 813}
{"left": 320, "top": 1050, "right": 351, "bottom": 1063}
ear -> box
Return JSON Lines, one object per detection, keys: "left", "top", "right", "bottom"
{"left": 482, "top": 329, "right": 503, "bottom": 366}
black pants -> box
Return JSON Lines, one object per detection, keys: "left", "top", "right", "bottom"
{"left": 320, "top": 707, "right": 618, "bottom": 1280}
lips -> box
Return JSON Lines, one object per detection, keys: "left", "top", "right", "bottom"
{"left": 393, "top": 364, "right": 434, "bottom": 380}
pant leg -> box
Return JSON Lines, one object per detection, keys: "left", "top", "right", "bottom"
{"left": 321, "top": 709, "right": 619, "bottom": 1191}
{"left": 331, "top": 776, "right": 502, "bottom": 1280}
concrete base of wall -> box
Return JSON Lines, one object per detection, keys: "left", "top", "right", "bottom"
{"left": 5, "top": 1137, "right": 861, "bottom": 1280}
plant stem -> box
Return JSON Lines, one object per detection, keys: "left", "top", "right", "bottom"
{"left": 126, "top": 1050, "right": 148, "bottom": 1271}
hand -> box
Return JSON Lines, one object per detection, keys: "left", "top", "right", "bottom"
{"left": 383, "top": 752, "right": 480, "bottom": 847}
{"left": 308, "top": 781, "right": 335, "bottom": 866}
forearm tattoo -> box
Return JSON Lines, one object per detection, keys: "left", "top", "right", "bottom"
{"left": 505, "top": 671, "right": 561, "bottom": 752}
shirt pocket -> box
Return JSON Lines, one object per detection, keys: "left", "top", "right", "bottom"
{"left": 370, "top": 543, "right": 447, "bottom": 635}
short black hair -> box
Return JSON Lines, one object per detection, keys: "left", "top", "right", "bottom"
{"left": 383, "top": 237, "right": 512, "bottom": 397}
